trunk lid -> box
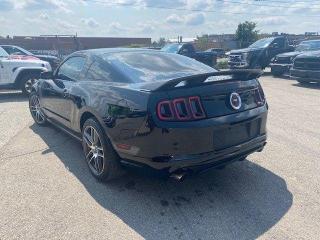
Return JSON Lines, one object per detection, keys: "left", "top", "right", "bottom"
{"left": 148, "top": 69, "right": 265, "bottom": 121}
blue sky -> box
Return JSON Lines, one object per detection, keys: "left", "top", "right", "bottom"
{"left": 0, "top": 0, "right": 319, "bottom": 40}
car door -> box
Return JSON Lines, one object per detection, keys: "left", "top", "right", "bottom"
{"left": 40, "top": 55, "right": 86, "bottom": 128}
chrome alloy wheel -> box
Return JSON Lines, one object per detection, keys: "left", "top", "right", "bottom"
{"left": 30, "top": 95, "right": 46, "bottom": 124}
{"left": 25, "top": 78, "right": 37, "bottom": 94}
{"left": 83, "top": 126, "right": 105, "bottom": 175}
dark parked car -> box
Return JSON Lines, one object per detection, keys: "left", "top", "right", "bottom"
{"left": 0, "top": 45, "right": 61, "bottom": 70}
{"left": 229, "top": 36, "right": 294, "bottom": 69}
{"left": 205, "top": 48, "right": 225, "bottom": 58}
{"left": 290, "top": 50, "right": 320, "bottom": 84}
{"left": 29, "top": 48, "right": 268, "bottom": 181}
{"left": 270, "top": 40, "right": 320, "bottom": 76}
{"left": 161, "top": 43, "right": 217, "bottom": 67}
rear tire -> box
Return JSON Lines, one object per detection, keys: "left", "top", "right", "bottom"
{"left": 20, "top": 72, "right": 40, "bottom": 96}
{"left": 82, "top": 118, "right": 123, "bottom": 181}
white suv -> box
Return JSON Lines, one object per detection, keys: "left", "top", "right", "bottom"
{"left": 0, "top": 46, "right": 51, "bottom": 95}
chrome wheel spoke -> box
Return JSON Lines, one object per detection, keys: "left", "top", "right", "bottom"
{"left": 96, "top": 147, "right": 104, "bottom": 158}
{"left": 86, "top": 150, "right": 94, "bottom": 159}
{"left": 95, "top": 158, "right": 102, "bottom": 172}
{"left": 97, "top": 152, "right": 104, "bottom": 158}
{"left": 88, "top": 154, "right": 95, "bottom": 164}
{"left": 83, "top": 126, "right": 105, "bottom": 175}
{"left": 35, "top": 111, "right": 40, "bottom": 121}
{"left": 30, "top": 95, "right": 45, "bottom": 124}
{"left": 83, "top": 131, "right": 94, "bottom": 148}
{"left": 38, "top": 110, "right": 45, "bottom": 119}
{"left": 92, "top": 129, "right": 99, "bottom": 144}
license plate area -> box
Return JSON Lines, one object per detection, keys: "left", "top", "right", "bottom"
{"left": 213, "top": 119, "right": 260, "bottom": 151}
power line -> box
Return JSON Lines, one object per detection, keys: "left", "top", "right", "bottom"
{"left": 83, "top": 0, "right": 320, "bottom": 17}
{"left": 253, "top": 0, "right": 318, "bottom": 3}
{"left": 222, "top": 0, "right": 320, "bottom": 10}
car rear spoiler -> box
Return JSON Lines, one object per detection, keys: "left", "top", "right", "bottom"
{"left": 154, "top": 69, "right": 263, "bottom": 92}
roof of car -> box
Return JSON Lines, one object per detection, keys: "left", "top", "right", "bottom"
{"left": 71, "top": 47, "right": 215, "bottom": 84}
{"left": 74, "top": 48, "right": 158, "bottom": 57}
{"left": 0, "top": 45, "right": 19, "bottom": 47}
{"left": 301, "top": 39, "right": 320, "bottom": 43}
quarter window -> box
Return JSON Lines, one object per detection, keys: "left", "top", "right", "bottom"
{"left": 86, "top": 60, "right": 112, "bottom": 82}
{"left": 57, "top": 56, "right": 86, "bottom": 81}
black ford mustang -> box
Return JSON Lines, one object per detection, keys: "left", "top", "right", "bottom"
{"left": 29, "top": 48, "right": 268, "bottom": 181}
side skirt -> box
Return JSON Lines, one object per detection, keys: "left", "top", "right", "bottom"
{"left": 47, "top": 118, "right": 82, "bottom": 142}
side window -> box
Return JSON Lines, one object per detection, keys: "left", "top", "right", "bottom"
{"left": 86, "top": 60, "right": 112, "bottom": 82}
{"left": 57, "top": 56, "right": 86, "bottom": 81}
{"left": 2, "top": 46, "right": 13, "bottom": 54}
{"left": 273, "top": 38, "right": 285, "bottom": 48}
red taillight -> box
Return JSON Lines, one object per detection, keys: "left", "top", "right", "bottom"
{"left": 157, "top": 100, "right": 174, "bottom": 120}
{"left": 173, "top": 98, "right": 191, "bottom": 120}
{"left": 189, "top": 96, "right": 206, "bottom": 119}
{"left": 157, "top": 96, "right": 206, "bottom": 121}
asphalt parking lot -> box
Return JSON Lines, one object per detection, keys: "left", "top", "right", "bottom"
{"left": 0, "top": 75, "right": 319, "bottom": 240}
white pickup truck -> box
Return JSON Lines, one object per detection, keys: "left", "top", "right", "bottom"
{"left": 0, "top": 46, "right": 51, "bottom": 95}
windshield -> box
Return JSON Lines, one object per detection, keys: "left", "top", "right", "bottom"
{"left": 161, "top": 44, "right": 182, "bottom": 53}
{"left": 249, "top": 38, "right": 275, "bottom": 49}
{"left": 1, "top": 46, "right": 33, "bottom": 56}
{"left": 295, "top": 41, "right": 320, "bottom": 51}
{"left": 0, "top": 47, "right": 9, "bottom": 57}
{"left": 102, "top": 51, "right": 215, "bottom": 83}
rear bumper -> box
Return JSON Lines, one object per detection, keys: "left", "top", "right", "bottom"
{"left": 290, "top": 68, "right": 320, "bottom": 82}
{"left": 270, "top": 63, "right": 292, "bottom": 72}
{"left": 120, "top": 134, "right": 266, "bottom": 173}
{"left": 116, "top": 105, "right": 268, "bottom": 173}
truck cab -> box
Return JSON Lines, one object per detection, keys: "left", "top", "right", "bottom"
{"left": 161, "top": 43, "right": 217, "bottom": 67}
{"left": 229, "top": 36, "right": 294, "bottom": 69}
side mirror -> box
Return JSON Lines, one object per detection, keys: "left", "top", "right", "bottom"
{"left": 40, "top": 71, "right": 53, "bottom": 79}
{"left": 270, "top": 42, "right": 279, "bottom": 49}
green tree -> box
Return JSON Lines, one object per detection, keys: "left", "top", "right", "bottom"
{"left": 152, "top": 38, "right": 167, "bottom": 48}
{"left": 235, "top": 21, "right": 259, "bottom": 48}
{"left": 196, "top": 34, "right": 209, "bottom": 51}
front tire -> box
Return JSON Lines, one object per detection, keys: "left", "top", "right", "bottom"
{"left": 82, "top": 118, "right": 123, "bottom": 181}
{"left": 29, "top": 92, "right": 47, "bottom": 126}
{"left": 20, "top": 73, "right": 40, "bottom": 96}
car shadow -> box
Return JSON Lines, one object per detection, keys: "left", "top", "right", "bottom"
{"left": 0, "top": 90, "right": 27, "bottom": 103}
{"left": 269, "top": 74, "right": 292, "bottom": 80}
{"left": 292, "top": 82, "right": 320, "bottom": 90}
{"left": 30, "top": 124, "right": 293, "bottom": 240}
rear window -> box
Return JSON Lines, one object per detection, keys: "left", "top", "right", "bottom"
{"left": 102, "top": 51, "right": 215, "bottom": 83}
